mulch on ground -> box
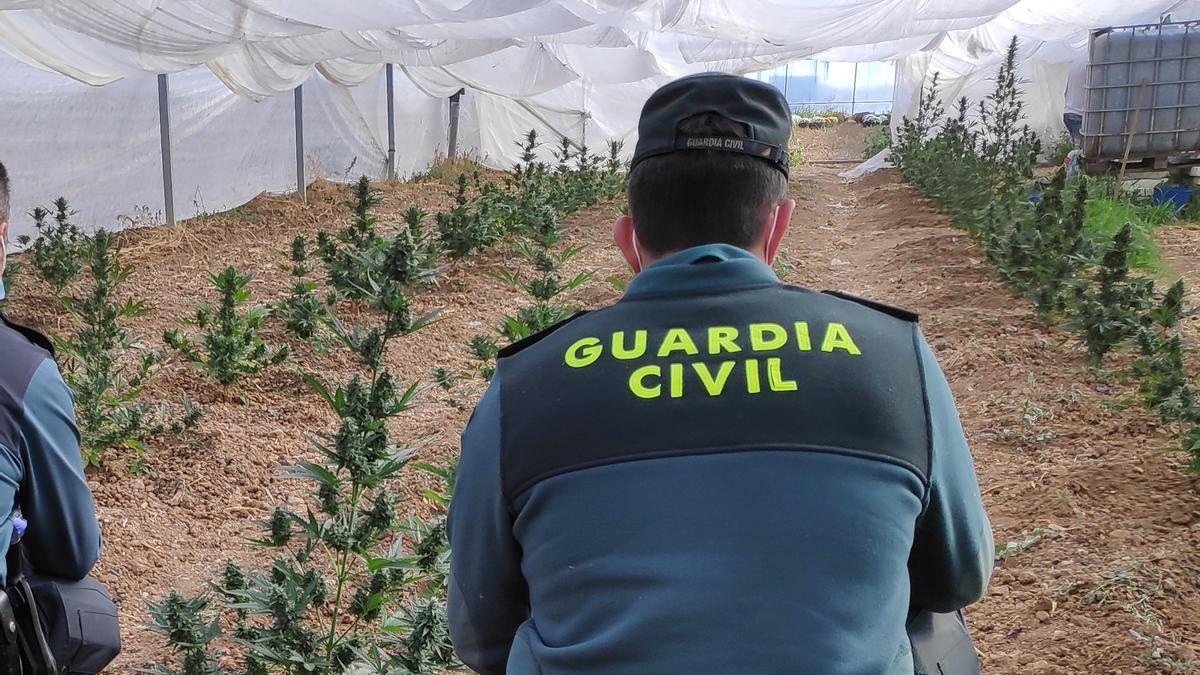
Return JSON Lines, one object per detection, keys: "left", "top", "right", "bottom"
{"left": 4, "top": 126, "right": 1198, "bottom": 673}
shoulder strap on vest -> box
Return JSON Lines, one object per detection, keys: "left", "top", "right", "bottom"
{"left": 497, "top": 310, "right": 591, "bottom": 359}
{"left": 822, "top": 290, "right": 919, "bottom": 322}
{"left": 0, "top": 313, "right": 55, "bottom": 356}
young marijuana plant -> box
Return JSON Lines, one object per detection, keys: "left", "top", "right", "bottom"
{"left": 864, "top": 126, "right": 891, "bottom": 159}
{"left": 164, "top": 265, "right": 290, "bottom": 386}
{"left": 317, "top": 176, "right": 389, "bottom": 302}
{"left": 978, "top": 37, "right": 1041, "bottom": 197}
{"left": 19, "top": 198, "right": 85, "bottom": 295}
{"left": 148, "top": 249, "right": 457, "bottom": 674}
{"left": 466, "top": 333, "right": 499, "bottom": 381}
{"left": 436, "top": 173, "right": 495, "bottom": 258}
{"left": 145, "top": 590, "right": 223, "bottom": 675}
{"left": 492, "top": 239, "right": 591, "bottom": 344}
{"left": 383, "top": 207, "right": 442, "bottom": 286}
{"left": 890, "top": 72, "right": 943, "bottom": 183}
{"left": 1001, "top": 169, "right": 1092, "bottom": 318}
{"left": 276, "top": 234, "right": 328, "bottom": 342}
{"left": 1068, "top": 224, "right": 1155, "bottom": 364}
{"left": 1131, "top": 281, "right": 1195, "bottom": 424}
{"left": 55, "top": 229, "right": 202, "bottom": 471}
{"left": 0, "top": 257, "right": 21, "bottom": 304}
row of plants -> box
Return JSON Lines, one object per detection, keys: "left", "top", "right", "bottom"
{"left": 141, "top": 131, "right": 624, "bottom": 673}
{"left": 7, "top": 130, "right": 623, "bottom": 466}
{"left": 891, "top": 37, "right": 1200, "bottom": 472}
{"left": 4, "top": 128, "right": 622, "bottom": 673}
{"left": 148, "top": 245, "right": 457, "bottom": 674}
{"left": 7, "top": 200, "right": 201, "bottom": 472}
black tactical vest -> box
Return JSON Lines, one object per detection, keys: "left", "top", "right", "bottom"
{"left": 496, "top": 284, "right": 931, "bottom": 505}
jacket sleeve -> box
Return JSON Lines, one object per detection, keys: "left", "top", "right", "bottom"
{"left": 19, "top": 359, "right": 101, "bottom": 580}
{"left": 447, "top": 371, "right": 528, "bottom": 674}
{"left": 908, "top": 333, "right": 994, "bottom": 613}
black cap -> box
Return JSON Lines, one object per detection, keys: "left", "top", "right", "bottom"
{"left": 631, "top": 72, "right": 792, "bottom": 176}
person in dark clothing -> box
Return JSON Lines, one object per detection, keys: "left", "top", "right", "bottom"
{"left": 1064, "top": 53, "right": 1087, "bottom": 148}
{"left": 0, "top": 160, "right": 102, "bottom": 586}
{"left": 447, "top": 73, "right": 993, "bottom": 675}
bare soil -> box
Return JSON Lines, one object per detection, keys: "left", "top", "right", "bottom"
{"left": 5, "top": 124, "right": 1200, "bottom": 673}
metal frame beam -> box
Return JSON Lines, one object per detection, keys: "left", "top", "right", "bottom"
{"left": 157, "top": 74, "right": 175, "bottom": 226}
{"left": 448, "top": 88, "right": 463, "bottom": 160}
{"left": 294, "top": 85, "right": 306, "bottom": 203}
{"left": 386, "top": 64, "right": 396, "bottom": 180}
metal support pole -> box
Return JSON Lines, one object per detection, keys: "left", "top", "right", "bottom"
{"left": 294, "top": 85, "right": 306, "bottom": 203}
{"left": 156, "top": 74, "right": 175, "bottom": 226}
{"left": 850, "top": 62, "right": 860, "bottom": 115}
{"left": 447, "top": 88, "right": 463, "bottom": 160}
{"left": 385, "top": 64, "right": 396, "bottom": 180}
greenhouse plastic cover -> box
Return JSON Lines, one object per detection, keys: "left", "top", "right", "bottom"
{"left": 1, "top": 0, "right": 1198, "bottom": 239}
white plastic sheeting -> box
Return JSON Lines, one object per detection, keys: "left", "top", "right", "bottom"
{"left": 0, "top": 53, "right": 486, "bottom": 239}
{"left": 1, "top": 1, "right": 1198, "bottom": 236}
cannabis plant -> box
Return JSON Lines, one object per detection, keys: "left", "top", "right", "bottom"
{"left": 164, "top": 266, "right": 290, "bottom": 386}
{"left": 1068, "top": 224, "right": 1155, "bottom": 364}
{"left": 21, "top": 198, "right": 85, "bottom": 295}
{"left": 979, "top": 37, "right": 1041, "bottom": 196}
{"left": 318, "top": 176, "right": 389, "bottom": 302}
{"left": 56, "top": 230, "right": 201, "bottom": 472}
{"left": 492, "top": 240, "right": 590, "bottom": 342}
{"left": 998, "top": 170, "right": 1092, "bottom": 317}
{"left": 1133, "top": 331, "right": 1196, "bottom": 424}
{"left": 893, "top": 38, "right": 1038, "bottom": 235}
{"left": 466, "top": 333, "right": 499, "bottom": 381}
{"left": 0, "top": 257, "right": 21, "bottom": 304}
{"left": 891, "top": 73, "right": 943, "bottom": 180}
{"left": 145, "top": 590, "right": 223, "bottom": 675}
{"left": 383, "top": 207, "right": 442, "bottom": 286}
{"left": 436, "top": 173, "right": 494, "bottom": 258}
{"left": 276, "top": 234, "right": 327, "bottom": 342}
{"left": 1131, "top": 281, "right": 1195, "bottom": 424}
{"left": 149, "top": 247, "right": 456, "bottom": 674}
{"left": 864, "top": 126, "right": 891, "bottom": 159}
{"left": 601, "top": 140, "right": 627, "bottom": 198}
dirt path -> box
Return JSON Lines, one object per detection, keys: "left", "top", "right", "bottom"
{"left": 792, "top": 165, "right": 1200, "bottom": 674}
{"left": 4, "top": 125, "right": 1199, "bottom": 673}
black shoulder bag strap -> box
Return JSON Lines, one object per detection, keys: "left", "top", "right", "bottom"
{"left": 5, "top": 542, "right": 58, "bottom": 674}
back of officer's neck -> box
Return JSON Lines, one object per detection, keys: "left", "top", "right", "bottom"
{"left": 640, "top": 242, "right": 766, "bottom": 268}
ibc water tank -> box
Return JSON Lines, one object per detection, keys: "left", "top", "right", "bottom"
{"left": 1082, "top": 21, "right": 1200, "bottom": 160}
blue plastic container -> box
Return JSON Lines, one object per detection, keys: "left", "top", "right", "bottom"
{"left": 1154, "top": 184, "right": 1193, "bottom": 212}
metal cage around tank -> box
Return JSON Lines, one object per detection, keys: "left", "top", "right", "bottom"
{"left": 1082, "top": 20, "right": 1200, "bottom": 163}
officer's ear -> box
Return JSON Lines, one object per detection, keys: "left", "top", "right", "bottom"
{"left": 613, "top": 214, "right": 643, "bottom": 273}
{"left": 762, "top": 198, "right": 795, "bottom": 266}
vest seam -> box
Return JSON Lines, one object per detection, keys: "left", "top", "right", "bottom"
{"left": 912, "top": 325, "right": 935, "bottom": 514}
{"left": 495, "top": 372, "right": 517, "bottom": 519}
{"left": 505, "top": 443, "right": 929, "bottom": 502}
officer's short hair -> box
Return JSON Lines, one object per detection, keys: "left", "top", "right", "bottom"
{"left": 627, "top": 113, "right": 788, "bottom": 254}
{"left": 0, "top": 160, "right": 9, "bottom": 225}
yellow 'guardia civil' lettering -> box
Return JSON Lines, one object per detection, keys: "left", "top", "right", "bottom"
{"left": 708, "top": 326, "right": 740, "bottom": 355}
{"left": 562, "top": 321, "right": 864, "bottom": 399}
{"left": 694, "top": 361, "right": 736, "bottom": 395}
{"left": 564, "top": 321, "right": 861, "bottom": 368}
{"left": 628, "top": 357, "right": 803, "bottom": 400}
{"left": 749, "top": 323, "right": 788, "bottom": 351}
{"left": 657, "top": 328, "right": 699, "bottom": 357}
{"left": 612, "top": 330, "right": 647, "bottom": 360}
{"left": 820, "top": 322, "right": 861, "bottom": 355}
{"left": 629, "top": 364, "right": 660, "bottom": 399}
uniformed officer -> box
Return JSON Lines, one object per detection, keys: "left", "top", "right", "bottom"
{"left": 447, "top": 74, "right": 993, "bottom": 675}
{"left": 0, "top": 160, "right": 102, "bottom": 586}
